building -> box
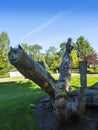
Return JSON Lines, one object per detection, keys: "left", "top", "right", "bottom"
{"left": 9, "top": 68, "right": 23, "bottom": 78}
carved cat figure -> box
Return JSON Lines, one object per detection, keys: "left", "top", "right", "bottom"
{"left": 8, "top": 45, "right": 24, "bottom": 65}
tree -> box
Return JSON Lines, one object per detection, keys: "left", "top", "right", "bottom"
{"left": 29, "top": 44, "right": 42, "bottom": 61}
{"left": 0, "top": 32, "right": 10, "bottom": 75}
{"left": 83, "top": 53, "right": 98, "bottom": 71}
{"left": 22, "top": 43, "right": 48, "bottom": 69}
{"left": 59, "top": 42, "right": 66, "bottom": 56}
{"left": 21, "top": 43, "right": 29, "bottom": 53}
{"left": 45, "top": 46, "right": 61, "bottom": 72}
{"left": 75, "top": 36, "right": 95, "bottom": 59}
{"left": 46, "top": 46, "right": 57, "bottom": 55}
{"left": 71, "top": 50, "right": 79, "bottom": 68}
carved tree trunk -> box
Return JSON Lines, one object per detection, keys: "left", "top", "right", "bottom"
{"left": 8, "top": 46, "right": 56, "bottom": 99}
{"left": 8, "top": 43, "right": 98, "bottom": 124}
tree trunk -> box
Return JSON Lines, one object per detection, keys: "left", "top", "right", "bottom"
{"left": 8, "top": 43, "right": 98, "bottom": 124}
{"left": 71, "top": 82, "right": 98, "bottom": 106}
{"left": 8, "top": 45, "right": 56, "bottom": 99}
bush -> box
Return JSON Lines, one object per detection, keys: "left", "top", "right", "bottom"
{"left": 95, "top": 65, "right": 98, "bottom": 72}
{"left": 87, "top": 68, "right": 94, "bottom": 73}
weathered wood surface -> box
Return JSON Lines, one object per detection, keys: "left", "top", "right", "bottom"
{"left": 71, "top": 82, "right": 98, "bottom": 106}
{"left": 8, "top": 45, "right": 56, "bottom": 98}
{"left": 8, "top": 42, "right": 98, "bottom": 124}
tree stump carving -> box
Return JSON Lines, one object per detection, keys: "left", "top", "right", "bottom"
{"left": 8, "top": 38, "right": 98, "bottom": 124}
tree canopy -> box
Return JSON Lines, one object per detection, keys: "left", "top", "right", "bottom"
{"left": 0, "top": 31, "right": 97, "bottom": 75}
{"left": 45, "top": 46, "right": 61, "bottom": 72}
{"left": 59, "top": 42, "right": 66, "bottom": 56}
{"left": 75, "top": 36, "right": 95, "bottom": 58}
{"left": 0, "top": 32, "right": 10, "bottom": 75}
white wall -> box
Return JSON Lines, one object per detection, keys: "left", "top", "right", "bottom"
{"left": 9, "top": 71, "right": 23, "bottom": 77}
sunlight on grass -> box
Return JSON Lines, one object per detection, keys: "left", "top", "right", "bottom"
{"left": 0, "top": 73, "right": 98, "bottom": 130}
{"left": 0, "top": 76, "right": 25, "bottom": 82}
{"left": 0, "top": 79, "right": 46, "bottom": 130}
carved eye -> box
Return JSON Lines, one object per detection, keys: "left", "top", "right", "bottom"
{"left": 14, "top": 50, "right": 17, "bottom": 54}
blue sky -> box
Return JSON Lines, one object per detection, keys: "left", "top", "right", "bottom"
{"left": 0, "top": 0, "right": 98, "bottom": 52}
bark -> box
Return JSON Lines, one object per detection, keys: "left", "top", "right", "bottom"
{"left": 71, "top": 82, "right": 98, "bottom": 106}
{"left": 8, "top": 45, "right": 56, "bottom": 99}
{"left": 8, "top": 44, "right": 98, "bottom": 124}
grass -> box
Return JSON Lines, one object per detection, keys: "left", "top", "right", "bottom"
{"left": 71, "top": 73, "right": 98, "bottom": 90}
{"left": 0, "top": 79, "right": 47, "bottom": 130}
{"left": 0, "top": 73, "right": 98, "bottom": 130}
{"left": 52, "top": 73, "right": 98, "bottom": 90}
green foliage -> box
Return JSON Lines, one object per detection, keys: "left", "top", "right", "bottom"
{"left": 59, "top": 42, "right": 66, "bottom": 56}
{"left": 21, "top": 43, "right": 29, "bottom": 53}
{"left": 45, "top": 46, "right": 61, "bottom": 72}
{"left": 75, "top": 36, "right": 95, "bottom": 58}
{"left": 17, "top": 36, "right": 97, "bottom": 72}
{"left": 71, "top": 50, "right": 79, "bottom": 68}
{"left": 87, "top": 68, "right": 94, "bottom": 73}
{"left": 95, "top": 65, "right": 98, "bottom": 72}
{"left": 21, "top": 43, "right": 43, "bottom": 61}
{"left": 0, "top": 32, "right": 10, "bottom": 75}
{"left": 29, "top": 44, "right": 42, "bottom": 61}
{"left": 20, "top": 36, "right": 96, "bottom": 72}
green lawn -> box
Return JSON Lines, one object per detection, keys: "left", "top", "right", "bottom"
{"left": 71, "top": 73, "right": 98, "bottom": 90}
{"left": 0, "top": 74, "right": 98, "bottom": 130}
{"left": 0, "top": 79, "right": 47, "bottom": 130}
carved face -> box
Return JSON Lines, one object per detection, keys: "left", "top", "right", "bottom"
{"left": 8, "top": 45, "right": 24, "bottom": 64}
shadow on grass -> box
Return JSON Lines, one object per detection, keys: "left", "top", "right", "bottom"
{"left": 0, "top": 80, "right": 46, "bottom": 130}
{"left": 0, "top": 79, "right": 47, "bottom": 101}
{"left": 0, "top": 80, "right": 47, "bottom": 130}
{"left": 0, "top": 80, "right": 40, "bottom": 89}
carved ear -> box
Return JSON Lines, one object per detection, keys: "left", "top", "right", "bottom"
{"left": 18, "top": 44, "right": 23, "bottom": 50}
{"left": 10, "top": 46, "right": 13, "bottom": 50}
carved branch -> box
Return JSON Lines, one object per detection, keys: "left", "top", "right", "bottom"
{"left": 8, "top": 45, "right": 56, "bottom": 98}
